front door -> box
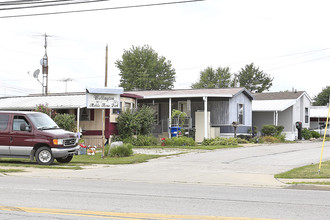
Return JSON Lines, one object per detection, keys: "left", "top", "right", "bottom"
{"left": 9, "top": 115, "right": 34, "bottom": 156}
{"left": 0, "top": 114, "right": 10, "bottom": 155}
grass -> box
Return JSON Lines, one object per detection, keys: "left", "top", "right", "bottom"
{"left": 71, "top": 153, "right": 165, "bottom": 165}
{"left": 290, "top": 181, "right": 330, "bottom": 185}
{"left": 132, "top": 145, "right": 242, "bottom": 150}
{"left": 275, "top": 160, "right": 330, "bottom": 179}
{"left": 0, "top": 152, "right": 166, "bottom": 169}
{"left": 0, "top": 159, "right": 83, "bottom": 170}
{"left": 0, "top": 168, "right": 25, "bottom": 174}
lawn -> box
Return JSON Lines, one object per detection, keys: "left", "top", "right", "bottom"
{"left": 132, "top": 145, "right": 242, "bottom": 150}
{"left": 275, "top": 160, "right": 330, "bottom": 179}
{"left": 71, "top": 153, "right": 165, "bottom": 165}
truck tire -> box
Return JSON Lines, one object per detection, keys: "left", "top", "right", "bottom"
{"left": 56, "top": 155, "right": 73, "bottom": 163}
{"left": 35, "top": 146, "right": 54, "bottom": 165}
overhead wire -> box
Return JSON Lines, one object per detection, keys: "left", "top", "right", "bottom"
{"left": 0, "top": 0, "right": 112, "bottom": 10}
{"left": 0, "top": 0, "right": 206, "bottom": 18}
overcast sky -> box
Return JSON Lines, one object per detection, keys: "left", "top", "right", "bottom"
{"left": 1, "top": 0, "right": 329, "bottom": 98}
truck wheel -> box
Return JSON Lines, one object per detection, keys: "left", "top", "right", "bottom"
{"left": 35, "top": 147, "right": 54, "bottom": 165}
{"left": 56, "top": 155, "right": 73, "bottom": 163}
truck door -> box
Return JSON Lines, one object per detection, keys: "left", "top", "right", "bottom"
{"left": 10, "top": 115, "right": 34, "bottom": 156}
{"left": 0, "top": 114, "right": 10, "bottom": 155}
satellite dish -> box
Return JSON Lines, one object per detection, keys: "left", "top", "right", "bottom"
{"left": 33, "top": 69, "right": 40, "bottom": 79}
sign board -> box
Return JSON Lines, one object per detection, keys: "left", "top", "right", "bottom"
{"left": 86, "top": 87, "right": 124, "bottom": 109}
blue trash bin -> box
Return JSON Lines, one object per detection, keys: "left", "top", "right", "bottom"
{"left": 170, "top": 126, "right": 181, "bottom": 137}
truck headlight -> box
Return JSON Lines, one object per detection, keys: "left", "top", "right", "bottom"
{"left": 53, "top": 139, "right": 64, "bottom": 145}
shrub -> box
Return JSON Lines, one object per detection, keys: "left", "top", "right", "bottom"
{"left": 202, "top": 137, "right": 238, "bottom": 146}
{"left": 302, "top": 128, "right": 312, "bottom": 140}
{"left": 123, "top": 135, "right": 159, "bottom": 146}
{"left": 53, "top": 114, "right": 76, "bottom": 132}
{"left": 34, "top": 103, "right": 56, "bottom": 119}
{"left": 250, "top": 137, "right": 264, "bottom": 144}
{"left": 109, "top": 143, "right": 133, "bottom": 157}
{"left": 311, "top": 131, "right": 321, "bottom": 138}
{"left": 237, "top": 135, "right": 252, "bottom": 141}
{"left": 237, "top": 138, "right": 249, "bottom": 144}
{"left": 116, "top": 106, "right": 156, "bottom": 139}
{"left": 261, "top": 125, "right": 284, "bottom": 136}
{"left": 261, "top": 136, "right": 281, "bottom": 143}
{"left": 164, "top": 136, "right": 196, "bottom": 146}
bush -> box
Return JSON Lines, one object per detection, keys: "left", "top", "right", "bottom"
{"left": 250, "top": 137, "right": 264, "bottom": 144}
{"left": 124, "top": 135, "right": 159, "bottom": 146}
{"left": 237, "top": 138, "right": 249, "bottom": 144}
{"left": 311, "top": 131, "right": 321, "bottom": 138}
{"left": 202, "top": 137, "right": 238, "bottom": 146}
{"left": 237, "top": 135, "right": 252, "bottom": 141}
{"left": 53, "top": 114, "right": 76, "bottom": 132}
{"left": 261, "top": 136, "right": 281, "bottom": 143}
{"left": 109, "top": 143, "right": 133, "bottom": 157}
{"left": 116, "top": 106, "right": 156, "bottom": 139}
{"left": 261, "top": 125, "right": 284, "bottom": 136}
{"left": 164, "top": 136, "right": 196, "bottom": 146}
{"left": 302, "top": 128, "right": 312, "bottom": 140}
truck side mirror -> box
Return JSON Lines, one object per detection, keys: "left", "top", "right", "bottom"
{"left": 20, "top": 123, "right": 32, "bottom": 132}
{"left": 20, "top": 123, "right": 26, "bottom": 131}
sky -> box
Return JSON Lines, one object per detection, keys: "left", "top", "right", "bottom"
{"left": 1, "top": 0, "right": 329, "bottom": 99}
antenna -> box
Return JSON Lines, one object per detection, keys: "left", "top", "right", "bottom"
{"left": 58, "top": 78, "right": 73, "bottom": 93}
{"left": 33, "top": 69, "right": 40, "bottom": 79}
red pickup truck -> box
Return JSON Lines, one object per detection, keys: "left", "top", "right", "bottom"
{"left": 0, "top": 111, "right": 80, "bottom": 165}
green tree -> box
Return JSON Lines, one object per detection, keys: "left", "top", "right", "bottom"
{"left": 53, "top": 114, "right": 76, "bottom": 132}
{"left": 116, "top": 45, "right": 176, "bottom": 91}
{"left": 116, "top": 106, "right": 156, "bottom": 139}
{"left": 191, "top": 66, "right": 232, "bottom": 89}
{"left": 313, "top": 86, "right": 330, "bottom": 106}
{"left": 235, "top": 63, "right": 273, "bottom": 93}
{"left": 134, "top": 105, "right": 156, "bottom": 136}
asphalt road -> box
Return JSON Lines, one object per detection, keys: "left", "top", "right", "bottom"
{"left": 1, "top": 177, "right": 330, "bottom": 220}
{"left": 1, "top": 141, "right": 330, "bottom": 219}
{"left": 7, "top": 141, "right": 330, "bottom": 187}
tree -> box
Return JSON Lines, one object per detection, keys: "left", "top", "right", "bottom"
{"left": 54, "top": 114, "right": 76, "bottom": 132}
{"left": 235, "top": 63, "right": 273, "bottom": 93}
{"left": 116, "top": 106, "right": 156, "bottom": 139}
{"left": 115, "top": 45, "right": 176, "bottom": 91}
{"left": 191, "top": 66, "right": 232, "bottom": 89}
{"left": 313, "top": 86, "right": 330, "bottom": 106}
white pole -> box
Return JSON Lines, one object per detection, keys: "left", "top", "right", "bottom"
{"left": 77, "top": 107, "right": 80, "bottom": 132}
{"left": 203, "top": 96, "right": 208, "bottom": 139}
{"left": 169, "top": 98, "right": 172, "bottom": 139}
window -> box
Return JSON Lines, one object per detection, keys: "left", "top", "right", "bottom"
{"left": 305, "top": 107, "right": 309, "bottom": 123}
{"left": 113, "top": 102, "right": 122, "bottom": 114}
{"left": 13, "top": 116, "right": 30, "bottom": 131}
{"left": 238, "top": 104, "right": 244, "bottom": 124}
{"left": 124, "top": 102, "right": 131, "bottom": 111}
{"left": 0, "top": 114, "right": 9, "bottom": 131}
{"left": 80, "top": 108, "right": 91, "bottom": 121}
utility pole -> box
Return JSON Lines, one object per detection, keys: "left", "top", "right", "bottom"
{"left": 102, "top": 44, "right": 109, "bottom": 159}
{"left": 40, "top": 33, "right": 49, "bottom": 95}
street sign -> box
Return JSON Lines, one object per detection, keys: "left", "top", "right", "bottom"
{"left": 86, "top": 87, "right": 123, "bottom": 109}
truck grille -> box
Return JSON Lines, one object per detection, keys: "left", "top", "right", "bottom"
{"left": 63, "top": 138, "right": 77, "bottom": 146}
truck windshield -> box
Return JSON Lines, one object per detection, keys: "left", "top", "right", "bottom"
{"left": 28, "top": 113, "right": 60, "bottom": 130}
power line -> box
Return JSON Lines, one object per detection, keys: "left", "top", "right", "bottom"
{"left": 0, "top": 0, "right": 112, "bottom": 11}
{"left": 0, "top": 0, "right": 206, "bottom": 18}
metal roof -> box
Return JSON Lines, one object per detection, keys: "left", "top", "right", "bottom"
{"left": 86, "top": 87, "right": 124, "bottom": 94}
{"left": 310, "top": 106, "right": 330, "bottom": 118}
{"left": 128, "top": 87, "right": 254, "bottom": 100}
{"left": 252, "top": 99, "right": 297, "bottom": 112}
{"left": 253, "top": 91, "right": 306, "bottom": 100}
{"left": 0, "top": 94, "right": 87, "bottom": 110}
